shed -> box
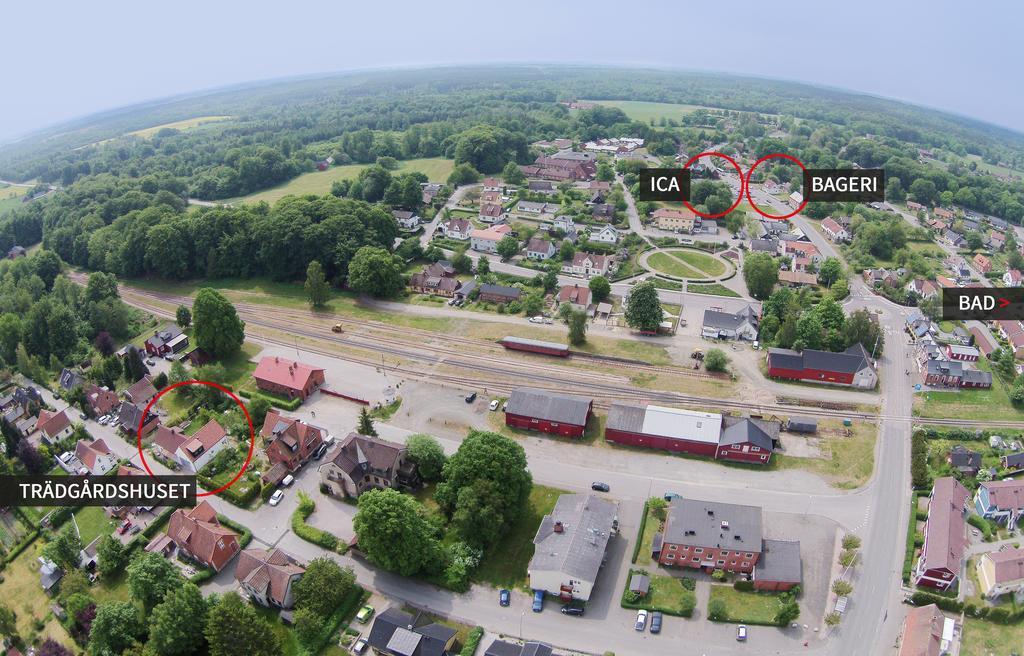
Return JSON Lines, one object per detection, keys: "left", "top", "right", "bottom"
{"left": 786, "top": 417, "right": 818, "bottom": 434}
{"left": 629, "top": 573, "right": 650, "bottom": 596}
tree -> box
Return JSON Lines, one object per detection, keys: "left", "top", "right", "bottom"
{"left": 0, "top": 603, "right": 16, "bottom": 638}
{"left": 122, "top": 345, "right": 149, "bottom": 383}
{"left": 501, "top": 161, "right": 525, "bottom": 186}
{"left": 33, "top": 250, "right": 63, "bottom": 290}
{"left": 476, "top": 256, "right": 490, "bottom": 275}
{"left": 292, "top": 558, "right": 356, "bottom": 619}
{"left": 704, "top": 348, "right": 729, "bottom": 373}
{"left": 0, "top": 313, "right": 22, "bottom": 363}
{"left": 293, "top": 608, "right": 323, "bottom": 647}
{"left": 127, "top": 551, "right": 183, "bottom": 612}
{"left": 37, "top": 640, "right": 73, "bottom": 656}
{"left": 17, "top": 440, "right": 46, "bottom": 474}
{"left": 192, "top": 288, "right": 245, "bottom": 358}
{"left": 94, "top": 330, "right": 115, "bottom": 357}
{"left": 406, "top": 434, "right": 447, "bottom": 482}
{"left": 843, "top": 308, "right": 884, "bottom": 356}
{"left": 624, "top": 281, "right": 662, "bottom": 332}
{"left": 42, "top": 524, "right": 82, "bottom": 570}
{"left": 831, "top": 579, "right": 853, "bottom": 596}
{"left": 247, "top": 396, "right": 271, "bottom": 432}
{"left": 542, "top": 269, "right": 559, "bottom": 293}
{"left": 205, "top": 593, "right": 281, "bottom": 656}
{"left": 496, "top": 236, "right": 520, "bottom": 261}
{"left": 97, "top": 534, "right": 128, "bottom": 577}
{"left": 175, "top": 305, "right": 191, "bottom": 329}
{"left": 908, "top": 179, "right": 938, "bottom": 206}
{"left": 841, "top": 534, "right": 862, "bottom": 550}
{"left": 88, "top": 601, "right": 143, "bottom": 656}
{"left": 148, "top": 582, "right": 207, "bottom": 656}
{"left": 707, "top": 598, "right": 728, "bottom": 621}
{"left": 304, "top": 260, "right": 330, "bottom": 308}
{"left": 743, "top": 252, "right": 779, "bottom": 300}
{"left": 353, "top": 489, "right": 442, "bottom": 576}
{"left": 435, "top": 430, "right": 532, "bottom": 548}
{"left": 818, "top": 257, "right": 843, "bottom": 287}
{"left": 795, "top": 313, "right": 824, "bottom": 350}
{"left": 447, "top": 163, "right": 481, "bottom": 186}
{"left": 824, "top": 611, "right": 841, "bottom": 626}
{"left": 567, "top": 309, "right": 588, "bottom": 346}
{"left": 85, "top": 271, "right": 120, "bottom": 303}
{"left": 348, "top": 246, "right": 404, "bottom": 298}
{"left": 775, "top": 599, "right": 800, "bottom": 626}
{"left": 357, "top": 406, "right": 378, "bottom": 437}
{"left": 451, "top": 250, "right": 473, "bottom": 275}
{"left": 558, "top": 240, "right": 575, "bottom": 262}
{"left": 588, "top": 276, "right": 611, "bottom": 303}
{"left": 521, "top": 292, "right": 544, "bottom": 317}
{"left": 965, "top": 231, "right": 984, "bottom": 251}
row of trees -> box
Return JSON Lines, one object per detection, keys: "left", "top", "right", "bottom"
{"left": 758, "top": 286, "right": 884, "bottom": 356}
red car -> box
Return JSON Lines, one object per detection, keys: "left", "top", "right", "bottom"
{"left": 118, "top": 520, "right": 132, "bottom": 535}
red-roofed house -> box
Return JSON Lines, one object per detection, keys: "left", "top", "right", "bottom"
{"left": 253, "top": 356, "right": 326, "bottom": 402}
{"left": 996, "top": 320, "right": 1024, "bottom": 359}
{"left": 914, "top": 477, "right": 969, "bottom": 591}
{"left": 897, "top": 604, "right": 954, "bottom": 656}
{"left": 37, "top": 409, "right": 73, "bottom": 444}
{"left": 977, "top": 547, "right": 1024, "bottom": 598}
{"left": 75, "top": 439, "right": 117, "bottom": 475}
{"left": 1003, "top": 269, "right": 1023, "bottom": 287}
{"left": 124, "top": 376, "right": 157, "bottom": 405}
{"left": 820, "top": 218, "right": 850, "bottom": 243}
{"left": 969, "top": 326, "right": 996, "bottom": 356}
{"left": 973, "top": 253, "right": 992, "bottom": 274}
{"left": 148, "top": 501, "right": 240, "bottom": 572}
{"left": 153, "top": 420, "right": 231, "bottom": 473}
{"left": 85, "top": 385, "right": 120, "bottom": 418}
{"left": 781, "top": 240, "right": 822, "bottom": 265}
{"left": 556, "top": 284, "right": 592, "bottom": 313}
{"left": 235, "top": 548, "right": 306, "bottom": 608}
{"left": 906, "top": 279, "right": 939, "bottom": 300}
{"left": 261, "top": 410, "right": 325, "bottom": 475}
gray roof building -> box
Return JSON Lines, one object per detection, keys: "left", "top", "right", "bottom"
{"left": 505, "top": 388, "right": 592, "bottom": 427}
{"left": 629, "top": 572, "right": 650, "bottom": 595}
{"left": 366, "top": 607, "right": 457, "bottom": 656}
{"left": 662, "top": 499, "right": 763, "bottom": 553}
{"left": 768, "top": 343, "right": 872, "bottom": 375}
{"left": 786, "top": 417, "right": 818, "bottom": 433}
{"left": 720, "top": 416, "right": 777, "bottom": 452}
{"left": 528, "top": 493, "right": 617, "bottom": 600}
{"left": 484, "top": 641, "right": 553, "bottom": 656}
{"left": 754, "top": 539, "right": 802, "bottom": 586}
{"left": 58, "top": 368, "right": 86, "bottom": 391}
{"left": 962, "top": 369, "right": 993, "bottom": 387}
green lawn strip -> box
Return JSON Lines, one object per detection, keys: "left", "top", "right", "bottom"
{"left": 648, "top": 277, "right": 683, "bottom": 291}
{"left": 687, "top": 282, "right": 741, "bottom": 298}
{"left": 634, "top": 504, "right": 661, "bottom": 567}
{"left": 708, "top": 585, "right": 785, "bottom": 625}
{"left": 472, "top": 485, "right": 565, "bottom": 590}
{"left": 916, "top": 358, "right": 1024, "bottom": 421}
{"left": 621, "top": 569, "right": 695, "bottom": 617}
{"left": 73, "top": 506, "right": 118, "bottom": 546}
{"left": 664, "top": 249, "right": 726, "bottom": 277}
{"left": 646, "top": 252, "right": 705, "bottom": 278}
{"left": 771, "top": 419, "right": 877, "bottom": 490}
{"left": 960, "top": 617, "right": 1024, "bottom": 656}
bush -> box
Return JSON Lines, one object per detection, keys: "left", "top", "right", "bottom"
{"left": 910, "top": 591, "right": 963, "bottom": 613}
{"left": 707, "top": 598, "right": 728, "bottom": 621}
{"left": 704, "top": 348, "right": 729, "bottom": 373}
{"left": 460, "top": 627, "right": 484, "bottom": 656}
{"left": 630, "top": 500, "right": 649, "bottom": 564}
{"left": 681, "top": 577, "right": 696, "bottom": 591}
{"left": 733, "top": 580, "right": 754, "bottom": 592}
{"left": 711, "top": 569, "right": 726, "bottom": 582}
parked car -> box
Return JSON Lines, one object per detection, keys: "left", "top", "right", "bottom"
{"left": 352, "top": 637, "right": 368, "bottom": 654}
{"left": 269, "top": 490, "right": 284, "bottom": 506}
{"left": 529, "top": 316, "right": 545, "bottom": 324}
{"left": 281, "top": 474, "right": 295, "bottom": 487}
{"left": 499, "top": 589, "right": 510, "bottom": 607}
{"left": 59, "top": 452, "right": 74, "bottom": 464}
{"left": 650, "top": 611, "right": 663, "bottom": 634}
{"left": 356, "top": 605, "right": 375, "bottom": 623}
{"left": 465, "top": 392, "right": 477, "bottom": 403}
{"left": 736, "top": 625, "right": 748, "bottom": 642}
{"left": 145, "top": 359, "right": 156, "bottom": 366}
{"left": 502, "top": 401, "right": 508, "bottom": 411}
{"left": 532, "top": 590, "right": 544, "bottom": 612}
{"left": 634, "top": 609, "right": 648, "bottom": 631}
{"left": 78, "top": 413, "right": 88, "bottom": 421}
{"left": 560, "top": 602, "right": 585, "bottom": 616}
{"left": 663, "top": 492, "right": 682, "bottom": 501}
{"left": 98, "top": 415, "right": 110, "bottom": 425}
{"left": 117, "top": 520, "right": 132, "bottom": 535}
{"left": 332, "top": 323, "right": 344, "bottom": 333}
{"left": 489, "top": 399, "right": 500, "bottom": 411}
{"left": 314, "top": 443, "right": 329, "bottom": 460}
{"left": 591, "top": 481, "right": 610, "bottom": 492}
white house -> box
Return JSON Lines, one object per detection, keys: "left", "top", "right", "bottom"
{"left": 590, "top": 225, "right": 620, "bottom": 244}
{"left": 553, "top": 215, "right": 576, "bottom": 232}
{"left": 74, "top": 439, "right": 117, "bottom": 476}
{"left": 525, "top": 237, "right": 557, "bottom": 261}
{"left": 517, "top": 201, "right": 551, "bottom": 215}
{"left": 701, "top": 306, "right": 760, "bottom": 341}
{"left": 1004, "top": 270, "right": 1023, "bottom": 288}
{"left": 562, "top": 252, "right": 613, "bottom": 279}
{"left": 153, "top": 420, "right": 232, "bottom": 473}
{"left": 441, "top": 218, "right": 472, "bottom": 240}
{"left": 528, "top": 494, "right": 617, "bottom": 602}
{"left": 820, "top": 217, "right": 850, "bottom": 243}
{"left": 235, "top": 548, "right": 306, "bottom": 609}
{"left": 37, "top": 409, "right": 73, "bottom": 444}
{"left": 470, "top": 225, "right": 512, "bottom": 254}
{"left": 391, "top": 210, "right": 420, "bottom": 230}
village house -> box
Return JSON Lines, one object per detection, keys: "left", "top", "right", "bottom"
{"left": 114, "top": 400, "right": 158, "bottom": 437}
{"left": 1002, "top": 452, "right": 1024, "bottom": 471}
{"left": 319, "top": 433, "right": 419, "bottom": 498}
{"left": 945, "top": 344, "right": 980, "bottom": 362}
{"left": 897, "top": 604, "right": 956, "bottom": 656}
{"left": 517, "top": 200, "right": 552, "bottom": 215}
{"left": 470, "top": 224, "right": 512, "bottom": 254}
{"left": 863, "top": 268, "right": 899, "bottom": 288}
{"left": 441, "top": 217, "right": 472, "bottom": 240}
{"left": 260, "top": 410, "right": 325, "bottom": 484}
{"left": 144, "top": 324, "right": 188, "bottom": 358}
{"left": 652, "top": 207, "right": 696, "bottom": 233}
{"left": 58, "top": 368, "right": 85, "bottom": 392}
{"left": 480, "top": 191, "right": 501, "bottom": 204}
{"left": 391, "top": 210, "right": 420, "bottom": 230}
{"left": 906, "top": 200, "right": 925, "bottom": 213}
{"left": 528, "top": 493, "right": 617, "bottom": 601}
{"left": 914, "top": 477, "right": 969, "bottom": 591}
{"left": 563, "top": 252, "right": 613, "bottom": 279}
{"left": 124, "top": 375, "right": 158, "bottom": 406}
{"left": 235, "top": 548, "right": 306, "bottom": 609}
{"left": 555, "top": 284, "right": 592, "bottom": 314}
{"left": 74, "top": 438, "right": 117, "bottom": 475}
{"left": 973, "top": 253, "right": 992, "bottom": 274}
{"left": 935, "top": 207, "right": 955, "bottom": 221}
{"left": 528, "top": 180, "right": 556, "bottom": 195}
{"left": 478, "top": 283, "right": 521, "bottom": 304}
{"left": 976, "top": 547, "right": 1024, "bottom": 599}
{"left": 37, "top": 409, "right": 73, "bottom": 444}
{"left": 85, "top": 384, "right": 120, "bottom": 418}
{"left": 152, "top": 419, "right": 232, "bottom": 473}
{"left": 145, "top": 501, "right": 240, "bottom": 572}
{"left": 408, "top": 265, "right": 461, "bottom": 297}
{"left": 906, "top": 279, "right": 939, "bottom": 300}
{"left": 766, "top": 343, "right": 877, "bottom": 389}
{"left": 997, "top": 320, "right": 1024, "bottom": 358}
{"left": 482, "top": 178, "right": 504, "bottom": 193}
{"left": 484, "top": 641, "right": 553, "bottom": 656}
{"left": 366, "top": 607, "right": 457, "bottom": 656}
{"left": 505, "top": 387, "right": 593, "bottom": 437}
{"left": 478, "top": 203, "right": 506, "bottom": 224}
{"left": 1004, "top": 269, "right": 1023, "bottom": 287}
{"left": 590, "top": 203, "right": 614, "bottom": 221}
{"left": 701, "top": 305, "right": 759, "bottom": 341}
{"left": 253, "top": 356, "right": 325, "bottom": 402}
{"left": 947, "top": 445, "right": 982, "bottom": 477}
{"left": 589, "top": 224, "right": 620, "bottom": 244}
{"left": 820, "top": 217, "right": 850, "bottom": 243}
{"left": 525, "top": 237, "right": 556, "bottom": 261}
{"left": 975, "top": 480, "right": 1024, "bottom": 525}
{"left": 989, "top": 232, "right": 1006, "bottom": 251}
{"left": 788, "top": 191, "right": 803, "bottom": 209}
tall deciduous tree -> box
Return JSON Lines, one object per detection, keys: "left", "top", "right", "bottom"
{"left": 205, "top": 593, "right": 280, "bottom": 656}
{"left": 292, "top": 558, "right": 356, "bottom": 619}
{"left": 127, "top": 551, "right": 184, "bottom": 612}
{"left": 304, "top": 260, "right": 330, "bottom": 308}
{"left": 347, "top": 247, "right": 404, "bottom": 298}
{"left": 588, "top": 276, "right": 611, "bottom": 303}
{"left": 88, "top": 601, "right": 143, "bottom": 656}
{"left": 353, "top": 489, "right": 441, "bottom": 576}
{"left": 175, "top": 305, "right": 191, "bottom": 328}
{"left": 405, "top": 434, "right": 447, "bottom": 482}
{"left": 192, "top": 288, "right": 245, "bottom": 358}
{"left": 742, "top": 252, "right": 779, "bottom": 300}
{"left": 42, "top": 523, "right": 82, "bottom": 570}
{"left": 567, "top": 309, "right": 588, "bottom": 346}
{"left": 624, "top": 281, "right": 662, "bottom": 332}
{"left": 148, "top": 582, "right": 208, "bottom": 656}
{"left": 97, "top": 534, "right": 128, "bottom": 577}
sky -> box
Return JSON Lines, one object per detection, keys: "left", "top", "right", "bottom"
{"left": 1, "top": 0, "right": 1019, "bottom": 141}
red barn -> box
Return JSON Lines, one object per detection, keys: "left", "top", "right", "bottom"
{"left": 253, "top": 356, "right": 325, "bottom": 401}
{"left": 499, "top": 336, "right": 570, "bottom": 357}
{"left": 766, "top": 344, "right": 877, "bottom": 389}
{"left": 605, "top": 404, "right": 776, "bottom": 465}
{"left": 504, "top": 388, "right": 592, "bottom": 438}
{"left": 914, "top": 477, "right": 969, "bottom": 591}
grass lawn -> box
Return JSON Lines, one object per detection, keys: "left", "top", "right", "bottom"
{"left": 960, "top": 617, "right": 1024, "bottom": 656}
{"left": 622, "top": 571, "right": 696, "bottom": 616}
{"left": 647, "top": 252, "right": 705, "bottom": 279}
{"left": 230, "top": 157, "right": 455, "bottom": 205}
{"left": 649, "top": 278, "right": 684, "bottom": 291}
{"left": 584, "top": 100, "right": 719, "bottom": 123}
{"left": 254, "top": 605, "right": 302, "bottom": 656}
{"left": 635, "top": 504, "right": 663, "bottom": 567}
{"left": 915, "top": 358, "right": 1024, "bottom": 421}
{"left": 90, "top": 570, "right": 133, "bottom": 605}
{"left": 773, "top": 418, "right": 876, "bottom": 489}
{"left": 708, "top": 585, "right": 783, "bottom": 624}
{"left": 127, "top": 115, "right": 232, "bottom": 138}
{"left": 0, "top": 540, "right": 70, "bottom": 644}
{"left": 667, "top": 249, "right": 727, "bottom": 277}
{"left": 687, "top": 282, "right": 741, "bottom": 298}
{"left": 73, "top": 505, "right": 118, "bottom": 545}
{"left": 473, "top": 484, "right": 565, "bottom": 590}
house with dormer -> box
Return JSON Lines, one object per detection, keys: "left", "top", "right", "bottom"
{"left": 319, "top": 433, "right": 419, "bottom": 498}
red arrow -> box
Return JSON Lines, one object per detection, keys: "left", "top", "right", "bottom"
{"left": 999, "top": 298, "right": 1011, "bottom": 309}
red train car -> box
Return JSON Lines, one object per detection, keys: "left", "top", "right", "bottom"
{"left": 499, "top": 336, "right": 570, "bottom": 357}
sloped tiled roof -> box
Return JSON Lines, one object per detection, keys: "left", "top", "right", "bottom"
{"left": 234, "top": 548, "right": 305, "bottom": 607}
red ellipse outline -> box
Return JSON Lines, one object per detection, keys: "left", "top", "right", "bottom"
{"left": 681, "top": 151, "right": 745, "bottom": 219}
{"left": 136, "top": 379, "right": 255, "bottom": 498}
{"left": 744, "top": 153, "right": 808, "bottom": 220}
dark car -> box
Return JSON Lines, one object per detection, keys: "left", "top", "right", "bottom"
{"left": 499, "top": 589, "right": 510, "bottom": 607}
{"left": 314, "top": 443, "right": 329, "bottom": 460}
{"left": 560, "top": 603, "right": 584, "bottom": 616}
{"left": 650, "top": 611, "right": 663, "bottom": 633}
{"left": 591, "top": 481, "right": 610, "bottom": 492}
{"left": 465, "top": 392, "right": 477, "bottom": 403}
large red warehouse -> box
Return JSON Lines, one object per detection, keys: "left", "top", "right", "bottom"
{"left": 605, "top": 404, "right": 777, "bottom": 464}
{"left": 765, "top": 344, "right": 877, "bottom": 389}
{"left": 505, "top": 388, "right": 592, "bottom": 437}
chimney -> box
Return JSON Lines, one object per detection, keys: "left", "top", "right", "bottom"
{"left": 553, "top": 521, "right": 564, "bottom": 533}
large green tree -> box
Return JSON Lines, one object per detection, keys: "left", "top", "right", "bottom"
{"left": 42, "top": 523, "right": 82, "bottom": 570}
{"left": 624, "top": 280, "right": 662, "bottom": 332}
{"left": 405, "top": 434, "right": 447, "bottom": 482}
{"left": 304, "top": 260, "right": 330, "bottom": 308}
{"left": 353, "top": 489, "right": 441, "bottom": 576}
{"left": 742, "top": 252, "right": 779, "bottom": 300}
{"left": 588, "top": 276, "right": 611, "bottom": 303}
{"left": 148, "top": 582, "right": 208, "bottom": 656}
{"left": 192, "top": 288, "right": 245, "bottom": 357}
{"left": 347, "top": 246, "right": 404, "bottom": 298}
{"left": 97, "top": 534, "right": 128, "bottom": 577}
{"left": 205, "top": 593, "right": 280, "bottom": 656}
{"left": 567, "top": 309, "right": 588, "bottom": 346}
{"left": 126, "top": 550, "right": 184, "bottom": 612}
{"left": 88, "top": 601, "right": 143, "bottom": 656}
{"left": 292, "top": 558, "right": 356, "bottom": 619}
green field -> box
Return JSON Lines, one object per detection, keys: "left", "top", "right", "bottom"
{"left": 960, "top": 617, "right": 1024, "bottom": 656}
{"left": 473, "top": 485, "right": 564, "bottom": 589}
{"left": 915, "top": 359, "right": 1024, "bottom": 421}
{"left": 74, "top": 505, "right": 118, "bottom": 545}
{"left": 231, "top": 157, "right": 455, "bottom": 205}
{"left": 0, "top": 183, "right": 32, "bottom": 215}
{"left": 647, "top": 252, "right": 704, "bottom": 278}
{"left": 687, "top": 283, "right": 741, "bottom": 298}
{"left": 0, "top": 540, "right": 69, "bottom": 644}
{"left": 128, "top": 115, "right": 232, "bottom": 138}
{"left": 647, "top": 249, "right": 726, "bottom": 278}
{"left": 585, "top": 100, "right": 715, "bottom": 124}
{"left": 708, "top": 585, "right": 785, "bottom": 624}
{"left": 668, "top": 250, "right": 727, "bottom": 276}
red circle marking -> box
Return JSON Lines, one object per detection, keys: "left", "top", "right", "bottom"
{"left": 744, "top": 153, "right": 808, "bottom": 220}
{"left": 136, "top": 380, "right": 255, "bottom": 498}
{"left": 681, "top": 151, "right": 745, "bottom": 219}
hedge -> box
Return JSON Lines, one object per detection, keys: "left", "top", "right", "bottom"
{"left": 459, "top": 627, "right": 484, "bottom": 656}
{"left": 2, "top": 529, "right": 39, "bottom": 565}
{"left": 968, "top": 514, "right": 995, "bottom": 541}
{"left": 237, "top": 387, "right": 303, "bottom": 411}
{"left": 291, "top": 493, "right": 342, "bottom": 552}
{"left": 911, "top": 591, "right": 963, "bottom": 613}
{"left": 631, "top": 500, "right": 650, "bottom": 564}
{"left": 297, "top": 585, "right": 369, "bottom": 656}
{"left": 216, "top": 514, "right": 253, "bottom": 548}
{"left": 734, "top": 580, "right": 754, "bottom": 592}
{"left": 189, "top": 567, "right": 217, "bottom": 585}
{"left": 902, "top": 492, "right": 920, "bottom": 583}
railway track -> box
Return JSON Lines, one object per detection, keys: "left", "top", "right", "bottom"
{"left": 79, "top": 273, "right": 1024, "bottom": 429}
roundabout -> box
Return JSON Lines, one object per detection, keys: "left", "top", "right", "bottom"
{"left": 640, "top": 247, "right": 733, "bottom": 280}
